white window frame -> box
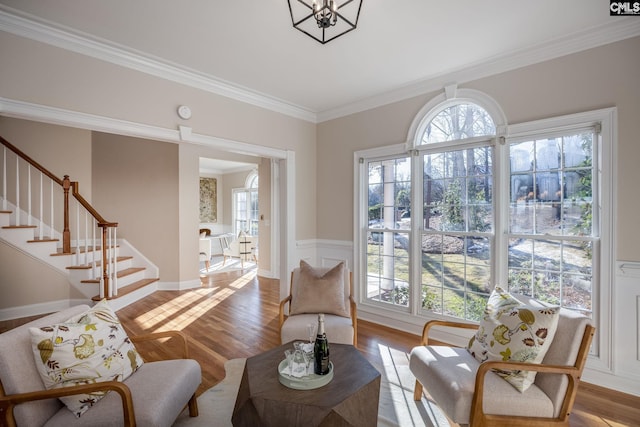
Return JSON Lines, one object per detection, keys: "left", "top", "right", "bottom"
{"left": 354, "top": 91, "right": 615, "bottom": 371}
{"left": 232, "top": 170, "right": 259, "bottom": 236}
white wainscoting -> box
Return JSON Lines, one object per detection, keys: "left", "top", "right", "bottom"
{"left": 307, "top": 239, "right": 640, "bottom": 397}
{"left": 294, "top": 239, "right": 354, "bottom": 272}
{"left": 614, "top": 261, "right": 640, "bottom": 381}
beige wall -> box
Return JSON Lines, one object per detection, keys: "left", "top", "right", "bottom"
{"left": 258, "top": 159, "right": 272, "bottom": 271}
{"left": 0, "top": 31, "right": 317, "bottom": 241}
{"left": 0, "top": 117, "right": 93, "bottom": 200}
{"left": 316, "top": 36, "right": 640, "bottom": 262}
{"left": 92, "top": 132, "right": 180, "bottom": 281}
{"left": 0, "top": 241, "right": 84, "bottom": 309}
{"left": 0, "top": 118, "right": 93, "bottom": 308}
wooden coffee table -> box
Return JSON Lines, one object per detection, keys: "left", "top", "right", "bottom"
{"left": 232, "top": 342, "right": 381, "bottom": 427}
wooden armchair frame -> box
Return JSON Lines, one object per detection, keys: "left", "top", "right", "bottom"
{"left": 279, "top": 270, "right": 358, "bottom": 347}
{"left": 0, "top": 330, "right": 198, "bottom": 427}
{"left": 413, "top": 319, "right": 596, "bottom": 427}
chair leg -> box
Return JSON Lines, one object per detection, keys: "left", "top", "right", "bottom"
{"left": 188, "top": 393, "right": 199, "bottom": 417}
{"left": 205, "top": 260, "right": 210, "bottom": 271}
{"left": 413, "top": 379, "right": 423, "bottom": 401}
{"left": 223, "top": 255, "right": 227, "bottom": 265}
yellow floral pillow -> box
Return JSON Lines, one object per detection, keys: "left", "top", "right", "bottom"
{"left": 29, "top": 299, "right": 144, "bottom": 417}
{"left": 466, "top": 287, "right": 560, "bottom": 392}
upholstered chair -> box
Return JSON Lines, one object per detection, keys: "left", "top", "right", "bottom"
{"left": 409, "top": 290, "right": 595, "bottom": 427}
{"left": 279, "top": 260, "right": 357, "bottom": 347}
{"left": 0, "top": 303, "right": 201, "bottom": 427}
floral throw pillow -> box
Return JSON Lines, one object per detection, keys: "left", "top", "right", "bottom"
{"left": 29, "top": 299, "right": 144, "bottom": 417}
{"left": 466, "top": 286, "right": 560, "bottom": 392}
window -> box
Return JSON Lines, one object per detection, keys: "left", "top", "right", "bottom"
{"left": 233, "top": 171, "right": 259, "bottom": 236}
{"left": 357, "top": 91, "right": 613, "bottom": 339}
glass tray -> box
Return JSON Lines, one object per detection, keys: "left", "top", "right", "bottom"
{"left": 277, "top": 360, "right": 334, "bottom": 390}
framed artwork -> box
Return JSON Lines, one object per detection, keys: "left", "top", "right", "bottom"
{"left": 199, "top": 177, "right": 217, "bottom": 222}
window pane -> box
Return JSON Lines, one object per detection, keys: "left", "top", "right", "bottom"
{"left": 366, "top": 231, "right": 410, "bottom": 307}
{"left": 507, "top": 237, "right": 593, "bottom": 317}
{"left": 424, "top": 147, "right": 493, "bottom": 233}
{"left": 368, "top": 158, "right": 410, "bottom": 229}
{"left": 421, "top": 103, "right": 496, "bottom": 144}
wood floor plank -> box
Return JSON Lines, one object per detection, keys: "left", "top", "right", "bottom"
{"left": 2, "top": 268, "right": 639, "bottom": 426}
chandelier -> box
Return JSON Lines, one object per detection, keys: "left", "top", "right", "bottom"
{"left": 287, "top": 0, "right": 363, "bottom": 44}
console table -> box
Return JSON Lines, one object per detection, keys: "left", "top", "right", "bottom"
{"left": 232, "top": 342, "right": 381, "bottom": 427}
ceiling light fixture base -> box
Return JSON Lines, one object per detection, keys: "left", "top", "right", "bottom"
{"left": 287, "top": 0, "right": 363, "bottom": 44}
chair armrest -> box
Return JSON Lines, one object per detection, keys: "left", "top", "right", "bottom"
{"left": 278, "top": 295, "right": 292, "bottom": 329}
{"left": 349, "top": 295, "right": 358, "bottom": 347}
{"left": 1, "top": 381, "right": 135, "bottom": 427}
{"left": 420, "top": 320, "right": 479, "bottom": 345}
{"left": 130, "top": 330, "right": 190, "bottom": 359}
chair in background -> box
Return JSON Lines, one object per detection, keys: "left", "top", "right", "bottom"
{"left": 279, "top": 261, "right": 357, "bottom": 347}
{"left": 199, "top": 236, "right": 212, "bottom": 271}
{"left": 0, "top": 303, "right": 201, "bottom": 427}
{"left": 409, "top": 291, "right": 595, "bottom": 427}
{"left": 222, "top": 234, "right": 256, "bottom": 268}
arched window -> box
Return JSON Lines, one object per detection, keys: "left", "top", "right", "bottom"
{"left": 357, "top": 85, "right": 612, "bottom": 344}
{"left": 420, "top": 102, "right": 495, "bottom": 144}
{"left": 234, "top": 170, "right": 259, "bottom": 236}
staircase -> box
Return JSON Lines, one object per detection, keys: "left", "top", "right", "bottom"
{"left": 0, "top": 136, "right": 159, "bottom": 312}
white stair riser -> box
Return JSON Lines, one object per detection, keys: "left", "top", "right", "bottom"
{"left": 1, "top": 225, "right": 156, "bottom": 304}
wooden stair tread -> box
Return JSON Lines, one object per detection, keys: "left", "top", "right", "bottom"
{"left": 81, "top": 267, "right": 146, "bottom": 283}
{"left": 2, "top": 225, "right": 37, "bottom": 229}
{"left": 50, "top": 246, "right": 118, "bottom": 256}
{"left": 67, "top": 256, "right": 133, "bottom": 270}
{"left": 27, "top": 237, "right": 59, "bottom": 243}
{"left": 91, "top": 278, "right": 159, "bottom": 301}
{"left": 0, "top": 210, "right": 11, "bottom": 214}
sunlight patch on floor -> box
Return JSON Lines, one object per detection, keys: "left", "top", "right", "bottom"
{"left": 134, "top": 270, "right": 257, "bottom": 331}
{"left": 135, "top": 291, "right": 208, "bottom": 327}
{"left": 377, "top": 343, "right": 451, "bottom": 427}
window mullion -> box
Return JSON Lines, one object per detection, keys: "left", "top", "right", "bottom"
{"left": 410, "top": 150, "right": 422, "bottom": 316}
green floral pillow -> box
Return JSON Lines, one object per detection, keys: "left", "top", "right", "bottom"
{"left": 466, "top": 286, "right": 560, "bottom": 392}
{"left": 29, "top": 299, "right": 144, "bottom": 417}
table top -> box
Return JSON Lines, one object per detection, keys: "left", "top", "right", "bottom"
{"left": 240, "top": 341, "right": 380, "bottom": 408}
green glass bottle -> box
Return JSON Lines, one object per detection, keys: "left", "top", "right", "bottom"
{"left": 313, "top": 313, "right": 330, "bottom": 375}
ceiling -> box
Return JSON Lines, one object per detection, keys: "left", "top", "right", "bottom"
{"left": 2, "top": 1, "right": 638, "bottom": 123}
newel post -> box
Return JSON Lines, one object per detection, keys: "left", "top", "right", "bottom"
{"left": 62, "top": 175, "right": 71, "bottom": 253}
{"left": 100, "top": 225, "right": 110, "bottom": 298}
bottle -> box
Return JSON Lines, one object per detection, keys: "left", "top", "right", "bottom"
{"left": 314, "top": 313, "right": 330, "bottom": 375}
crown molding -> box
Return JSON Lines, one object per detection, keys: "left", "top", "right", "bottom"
{"left": 316, "top": 18, "right": 640, "bottom": 122}
{"left": 1, "top": 6, "right": 639, "bottom": 124}
{"left": 0, "top": 97, "right": 288, "bottom": 161}
{"left": 0, "top": 7, "right": 317, "bottom": 123}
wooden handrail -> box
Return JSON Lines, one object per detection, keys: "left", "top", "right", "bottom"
{"left": 70, "top": 181, "right": 117, "bottom": 227}
{"left": 0, "top": 136, "right": 63, "bottom": 186}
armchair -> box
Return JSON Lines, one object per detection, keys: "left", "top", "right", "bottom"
{"left": 279, "top": 261, "right": 357, "bottom": 346}
{"left": 199, "top": 237, "right": 212, "bottom": 271}
{"left": 222, "top": 235, "right": 256, "bottom": 267}
{"left": 409, "top": 292, "right": 595, "bottom": 427}
{"left": 0, "top": 304, "right": 201, "bottom": 427}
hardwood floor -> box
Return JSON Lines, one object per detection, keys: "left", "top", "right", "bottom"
{"left": 2, "top": 269, "right": 639, "bottom": 426}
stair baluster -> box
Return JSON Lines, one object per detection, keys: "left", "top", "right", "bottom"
{"left": 0, "top": 135, "right": 121, "bottom": 299}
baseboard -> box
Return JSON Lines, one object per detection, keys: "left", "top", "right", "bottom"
{"left": 0, "top": 298, "right": 89, "bottom": 321}
{"left": 156, "top": 279, "right": 202, "bottom": 291}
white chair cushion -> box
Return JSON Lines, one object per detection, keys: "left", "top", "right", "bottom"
{"left": 409, "top": 345, "right": 554, "bottom": 425}
{"left": 43, "top": 359, "right": 201, "bottom": 427}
